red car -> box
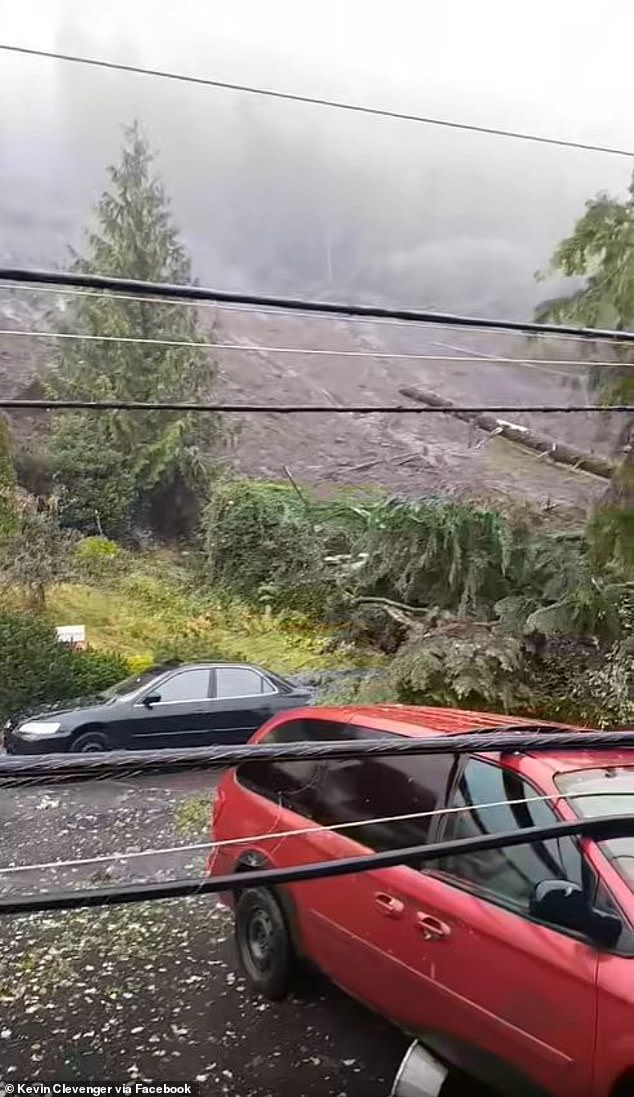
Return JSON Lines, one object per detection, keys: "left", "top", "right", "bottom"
{"left": 208, "top": 705, "right": 634, "bottom": 1097}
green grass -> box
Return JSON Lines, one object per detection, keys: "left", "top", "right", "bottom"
{"left": 174, "top": 792, "right": 214, "bottom": 837}
{"left": 42, "top": 551, "right": 375, "bottom": 675}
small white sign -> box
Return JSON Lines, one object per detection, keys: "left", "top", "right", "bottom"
{"left": 56, "top": 625, "right": 86, "bottom": 648}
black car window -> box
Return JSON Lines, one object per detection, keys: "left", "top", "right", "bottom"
{"left": 318, "top": 734, "right": 455, "bottom": 852}
{"left": 433, "top": 758, "right": 583, "bottom": 911}
{"left": 154, "top": 668, "right": 211, "bottom": 703}
{"left": 236, "top": 718, "right": 336, "bottom": 820}
{"left": 215, "top": 667, "right": 274, "bottom": 698}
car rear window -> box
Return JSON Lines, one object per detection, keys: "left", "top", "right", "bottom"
{"left": 555, "top": 767, "right": 634, "bottom": 891}
{"left": 236, "top": 717, "right": 455, "bottom": 851}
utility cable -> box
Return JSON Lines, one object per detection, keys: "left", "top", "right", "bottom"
{"left": 2, "top": 813, "right": 634, "bottom": 916}
{"left": 0, "top": 398, "right": 628, "bottom": 414}
{"left": 2, "top": 43, "right": 633, "bottom": 160}
{"left": 4, "top": 280, "right": 634, "bottom": 350}
{"left": 3, "top": 266, "right": 634, "bottom": 346}
{"left": 1, "top": 787, "right": 630, "bottom": 877}
{"left": 0, "top": 325, "right": 627, "bottom": 370}
{"left": 2, "top": 727, "right": 634, "bottom": 785}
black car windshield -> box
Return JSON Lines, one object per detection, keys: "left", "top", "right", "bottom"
{"left": 555, "top": 767, "right": 634, "bottom": 891}
{"left": 101, "top": 665, "right": 168, "bottom": 700}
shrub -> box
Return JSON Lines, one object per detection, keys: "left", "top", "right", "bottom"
{"left": 203, "top": 481, "right": 343, "bottom": 616}
{"left": 75, "top": 536, "right": 123, "bottom": 581}
{"left": 383, "top": 625, "right": 531, "bottom": 712}
{"left": 65, "top": 647, "right": 129, "bottom": 699}
{"left": 0, "top": 609, "right": 128, "bottom": 720}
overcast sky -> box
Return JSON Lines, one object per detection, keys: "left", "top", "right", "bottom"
{"left": 1, "top": 0, "right": 633, "bottom": 314}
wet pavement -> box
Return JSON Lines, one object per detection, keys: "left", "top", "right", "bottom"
{"left": 0, "top": 770, "right": 407, "bottom": 1096}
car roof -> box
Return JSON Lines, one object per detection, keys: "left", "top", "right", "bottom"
{"left": 296, "top": 704, "right": 634, "bottom": 777}
{"left": 159, "top": 661, "right": 268, "bottom": 671}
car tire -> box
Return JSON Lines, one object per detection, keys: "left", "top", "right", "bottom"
{"left": 234, "top": 887, "right": 295, "bottom": 1000}
{"left": 70, "top": 730, "right": 111, "bottom": 753}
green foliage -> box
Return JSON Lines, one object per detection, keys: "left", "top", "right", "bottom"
{"left": 383, "top": 626, "right": 531, "bottom": 712}
{"left": 63, "top": 647, "right": 130, "bottom": 700}
{"left": 536, "top": 175, "right": 634, "bottom": 574}
{"left": 53, "top": 437, "right": 137, "bottom": 540}
{"left": 48, "top": 121, "right": 222, "bottom": 539}
{"left": 74, "top": 535, "right": 123, "bottom": 581}
{"left": 204, "top": 481, "right": 518, "bottom": 620}
{"left": 174, "top": 792, "right": 213, "bottom": 837}
{"left": 317, "top": 624, "right": 530, "bottom": 713}
{"left": 0, "top": 496, "right": 77, "bottom": 609}
{"left": 0, "top": 609, "right": 127, "bottom": 720}
{"left": 353, "top": 497, "right": 515, "bottom": 616}
{"left": 204, "top": 481, "right": 352, "bottom": 615}
{"left": 75, "top": 535, "right": 122, "bottom": 563}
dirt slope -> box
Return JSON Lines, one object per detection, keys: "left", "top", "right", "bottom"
{"left": 0, "top": 293, "right": 619, "bottom": 518}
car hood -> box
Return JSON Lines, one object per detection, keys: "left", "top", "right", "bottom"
{"left": 7, "top": 695, "right": 109, "bottom": 726}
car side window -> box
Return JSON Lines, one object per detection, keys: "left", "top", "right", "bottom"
{"left": 153, "top": 668, "right": 211, "bottom": 703}
{"left": 317, "top": 733, "right": 456, "bottom": 852}
{"left": 215, "top": 667, "right": 275, "bottom": 699}
{"left": 433, "top": 758, "right": 583, "bottom": 912}
{"left": 235, "top": 718, "right": 332, "bottom": 820}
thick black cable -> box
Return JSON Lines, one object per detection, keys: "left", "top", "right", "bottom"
{"left": 2, "top": 728, "right": 634, "bottom": 785}
{"left": 2, "top": 814, "right": 633, "bottom": 916}
{"left": 2, "top": 44, "right": 634, "bottom": 161}
{"left": 2, "top": 266, "right": 634, "bottom": 345}
{"left": 0, "top": 398, "right": 627, "bottom": 415}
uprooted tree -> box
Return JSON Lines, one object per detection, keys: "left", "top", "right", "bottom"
{"left": 47, "top": 121, "right": 223, "bottom": 540}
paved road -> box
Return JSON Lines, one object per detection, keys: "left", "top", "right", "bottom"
{"left": 0, "top": 771, "right": 407, "bottom": 1096}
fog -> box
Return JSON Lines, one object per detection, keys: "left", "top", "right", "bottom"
{"left": 1, "top": 0, "right": 633, "bottom": 316}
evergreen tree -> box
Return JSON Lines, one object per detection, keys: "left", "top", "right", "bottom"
{"left": 49, "top": 121, "right": 222, "bottom": 539}
{"left": 537, "top": 176, "right": 634, "bottom": 575}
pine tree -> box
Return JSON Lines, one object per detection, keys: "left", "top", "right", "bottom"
{"left": 536, "top": 175, "right": 634, "bottom": 575}
{"left": 49, "top": 121, "right": 222, "bottom": 539}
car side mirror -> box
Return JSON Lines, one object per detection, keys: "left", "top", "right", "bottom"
{"left": 143, "top": 693, "right": 161, "bottom": 708}
{"left": 530, "top": 879, "right": 622, "bottom": 948}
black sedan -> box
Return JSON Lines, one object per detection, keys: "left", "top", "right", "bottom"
{"left": 3, "top": 662, "right": 313, "bottom": 754}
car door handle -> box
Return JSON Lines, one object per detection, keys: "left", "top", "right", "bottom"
{"left": 416, "top": 912, "right": 451, "bottom": 940}
{"left": 374, "top": 892, "right": 404, "bottom": 918}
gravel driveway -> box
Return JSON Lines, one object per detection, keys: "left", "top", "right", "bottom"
{"left": 0, "top": 770, "right": 407, "bottom": 1096}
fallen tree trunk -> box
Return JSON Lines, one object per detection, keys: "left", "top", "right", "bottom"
{"left": 399, "top": 385, "right": 615, "bottom": 481}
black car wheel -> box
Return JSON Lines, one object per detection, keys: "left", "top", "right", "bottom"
{"left": 71, "top": 730, "right": 111, "bottom": 753}
{"left": 235, "top": 887, "right": 295, "bottom": 1000}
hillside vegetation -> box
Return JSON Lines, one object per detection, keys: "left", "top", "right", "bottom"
{"left": 0, "top": 127, "right": 631, "bottom": 728}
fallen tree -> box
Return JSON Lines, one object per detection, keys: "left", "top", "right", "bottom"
{"left": 399, "top": 385, "right": 615, "bottom": 480}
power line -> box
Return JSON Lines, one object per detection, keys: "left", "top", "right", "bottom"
{"left": 0, "top": 398, "right": 626, "bottom": 415}
{"left": 2, "top": 813, "right": 634, "bottom": 917}
{"left": 2, "top": 787, "right": 627, "bottom": 876}
{"left": 0, "top": 325, "right": 626, "bottom": 371}
{"left": 2, "top": 43, "right": 634, "bottom": 160}
{"left": 3, "top": 266, "right": 634, "bottom": 346}
{"left": 2, "top": 728, "right": 634, "bottom": 785}
{"left": 5, "top": 280, "right": 634, "bottom": 349}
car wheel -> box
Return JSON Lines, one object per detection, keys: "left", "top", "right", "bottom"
{"left": 71, "top": 730, "right": 111, "bottom": 753}
{"left": 234, "top": 887, "right": 295, "bottom": 1000}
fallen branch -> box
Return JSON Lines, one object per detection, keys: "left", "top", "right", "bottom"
{"left": 399, "top": 386, "right": 616, "bottom": 481}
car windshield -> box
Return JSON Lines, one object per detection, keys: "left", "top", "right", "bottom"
{"left": 101, "top": 666, "right": 166, "bottom": 700}
{"left": 555, "top": 767, "right": 634, "bottom": 890}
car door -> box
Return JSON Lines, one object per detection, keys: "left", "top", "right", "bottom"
{"left": 286, "top": 726, "right": 459, "bottom": 1020}
{"left": 396, "top": 757, "right": 600, "bottom": 1097}
{"left": 207, "top": 665, "right": 279, "bottom": 744}
{"left": 128, "top": 666, "right": 213, "bottom": 748}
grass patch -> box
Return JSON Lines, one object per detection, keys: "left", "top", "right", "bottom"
{"left": 174, "top": 793, "right": 213, "bottom": 838}
{"left": 43, "top": 550, "right": 373, "bottom": 675}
